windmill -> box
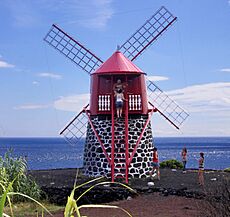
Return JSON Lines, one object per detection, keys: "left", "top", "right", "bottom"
{"left": 44, "top": 6, "right": 189, "bottom": 183}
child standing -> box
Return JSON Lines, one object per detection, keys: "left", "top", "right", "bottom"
{"left": 114, "top": 88, "right": 126, "bottom": 118}
{"left": 181, "top": 147, "right": 187, "bottom": 172}
{"left": 198, "top": 152, "right": 205, "bottom": 186}
{"left": 150, "top": 147, "right": 160, "bottom": 180}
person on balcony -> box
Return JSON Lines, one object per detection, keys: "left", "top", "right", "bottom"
{"left": 113, "top": 79, "right": 126, "bottom": 93}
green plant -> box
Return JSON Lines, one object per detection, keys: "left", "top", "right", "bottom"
{"left": 0, "top": 150, "right": 51, "bottom": 217}
{"left": 0, "top": 150, "right": 41, "bottom": 202}
{"left": 160, "top": 159, "right": 183, "bottom": 169}
{"left": 64, "top": 175, "right": 136, "bottom": 217}
{"left": 0, "top": 174, "right": 52, "bottom": 217}
{"left": 224, "top": 167, "right": 230, "bottom": 172}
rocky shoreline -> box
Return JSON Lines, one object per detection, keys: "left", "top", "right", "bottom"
{"left": 29, "top": 168, "right": 229, "bottom": 206}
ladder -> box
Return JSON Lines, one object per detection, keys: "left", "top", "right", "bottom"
{"left": 111, "top": 92, "right": 129, "bottom": 183}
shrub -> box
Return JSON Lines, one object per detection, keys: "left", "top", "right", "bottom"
{"left": 160, "top": 159, "right": 183, "bottom": 169}
{"left": 224, "top": 167, "right": 230, "bottom": 172}
{"left": 0, "top": 149, "right": 41, "bottom": 202}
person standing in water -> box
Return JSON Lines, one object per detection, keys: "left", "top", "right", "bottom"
{"left": 198, "top": 152, "right": 205, "bottom": 186}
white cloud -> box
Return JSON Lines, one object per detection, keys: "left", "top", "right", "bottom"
{"left": 32, "top": 81, "right": 39, "bottom": 85}
{"left": 53, "top": 82, "right": 230, "bottom": 136}
{"left": 4, "top": 0, "right": 113, "bottom": 29}
{"left": 0, "top": 60, "right": 15, "bottom": 68}
{"left": 54, "top": 94, "right": 90, "bottom": 112}
{"left": 51, "top": 0, "right": 114, "bottom": 29}
{"left": 3, "top": 0, "right": 40, "bottom": 27}
{"left": 53, "top": 82, "right": 230, "bottom": 114}
{"left": 167, "top": 82, "right": 230, "bottom": 113}
{"left": 220, "top": 68, "right": 230, "bottom": 72}
{"left": 147, "top": 75, "right": 169, "bottom": 82}
{"left": 81, "top": 0, "right": 114, "bottom": 28}
{"left": 14, "top": 104, "right": 50, "bottom": 110}
{"left": 37, "top": 73, "right": 62, "bottom": 79}
{"left": 149, "top": 82, "right": 230, "bottom": 136}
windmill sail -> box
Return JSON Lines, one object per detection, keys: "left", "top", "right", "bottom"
{"left": 147, "top": 79, "right": 189, "bottom": 129}
{"left": 120, "top": 6, "right": 177, "bottom": 61}
{"left": 44, "top": 24, "right": 103, "bottom": 74}
{"left": 60, "top": 106, "right": 89, "bottom": 146}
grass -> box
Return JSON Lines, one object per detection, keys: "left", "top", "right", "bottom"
{"left": 0, "top": 150, "right": 52, "bottom": 217}
{"left": 64, "top": 175, "right": 135, "bottom": 217}
{"left": 3, "top": 201, "right": 63, "bottom": 217}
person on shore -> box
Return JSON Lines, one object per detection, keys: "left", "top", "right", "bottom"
{"left": 150, "top": 147, "right": 160, "bottom": 180}
{"left": 181, "top": 147, "right": 187, "bottom": 173}
{"left": 198, "top": 152, "right": 205, "bottom": 186}
{"left": 114, "top": 88, "right": 126, "bottom": 118}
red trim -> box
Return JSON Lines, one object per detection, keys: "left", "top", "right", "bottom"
{"left": 131, "top": 17, "right": 177, "bottom": 61}
{"left": 111, "top": 76, "right": 115, "bottom": 182}
{"left": 84, "top": 108, "right": 111, "bottom": 165}
{"left": 52, "top": 24, "right": 104, "bottom": 64}
{"left": 59, "top": 104, "right": 89, "bottom": 135}
{"left": 125, "top": 76, "right": 129, "bottom": 183}
{"left": 148, "top": 101, "right": 179, "bottom": 130}
{"left": 128, "top": 108, "right": 155, "bottom": 165}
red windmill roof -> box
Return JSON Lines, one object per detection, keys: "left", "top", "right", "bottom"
{"left": 93, "top": 51, "right": 143, "bottom": 74}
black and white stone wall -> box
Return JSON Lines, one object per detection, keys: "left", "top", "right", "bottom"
{"left": 83, "top": 115, "right": 154, "bottom": 179}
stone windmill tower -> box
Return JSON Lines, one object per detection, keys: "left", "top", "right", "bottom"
{"left": 44, "top": 6, "right": 189, "bottom": 183}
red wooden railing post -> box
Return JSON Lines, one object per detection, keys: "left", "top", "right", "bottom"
{"left": 111, "top": 76, "right": 115, "bottom": 182}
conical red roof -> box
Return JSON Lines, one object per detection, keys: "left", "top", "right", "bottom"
{"left": 93, "top": 51, "right": 143, "bottom": 74}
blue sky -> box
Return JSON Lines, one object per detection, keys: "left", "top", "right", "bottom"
{"left": 0, "top": 0, "right": 230, "bottom": 137}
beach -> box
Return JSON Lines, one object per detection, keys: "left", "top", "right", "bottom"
{"left": 29, "top": 168, "right": 230, "bottom": 217}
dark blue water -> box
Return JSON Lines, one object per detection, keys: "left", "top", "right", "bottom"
{"left": 0, "top": 137, "right": 229, "bottom": 170}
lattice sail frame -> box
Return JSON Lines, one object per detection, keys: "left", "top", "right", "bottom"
{"left": 60, "top": 108, "right": 89, "bottom": 146}
{"left": 44, "top": 24, "right": 103, "bottom": 74}
{"left": 147, "top": 79, "right": 189, "bottom": 129}
{"left": 44, "top": 6, "right": 189, "bottom": 133}
{"left": 120, "top": 6, "right": 177, "bottom": 61}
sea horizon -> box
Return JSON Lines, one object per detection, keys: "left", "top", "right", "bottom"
{"left": 0, "top": 136, "right": 229, "bottom": 171}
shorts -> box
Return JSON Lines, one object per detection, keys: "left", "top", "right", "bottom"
{"left": 116, "top": 101, "right": 123, "bottom": 108}
{"left": 151, "top": 162, "right": 159, "bottom": 168}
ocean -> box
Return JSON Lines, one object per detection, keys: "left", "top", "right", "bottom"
{"left": 0, "top": 137, "right": 229, "bottom": 170}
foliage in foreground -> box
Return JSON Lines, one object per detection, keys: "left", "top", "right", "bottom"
{"left": 64, "top": 175, "right": 136, "bottom": 217}
{"left": 223, "top": 167, "right": 230, "bottom": 172}
{"left": 0, "top": 150, "right": 52, "bottom": 217}
{"left": 3, "top": 202, "right": 63, "bottom": 217}
{"left": 160, "top": 159, "right": 183, "bottom": 169}
{"left": 0, "top": 176, "right": 52, "bottom": 217}
{"left": 0, "top": 150, "right": 41, "bottom": 202}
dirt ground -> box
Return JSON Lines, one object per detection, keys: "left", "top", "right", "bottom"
{"left": 52, "top": 193, "right": 211, "bottom": 217}
{"left": 29, "top": 168, "right": 229, "bottom": 217}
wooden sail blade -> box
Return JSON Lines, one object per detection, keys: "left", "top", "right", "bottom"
{"left": 44, "top": 24, "right": 103, "bottom": 74}
{"left": 147, "top": 79, "right": 189, "bottom": 129}
{"left": 60, "top": 106, "right": 89, "bottom": 146}
{"left": 120, "top": 6, "right": 177, "bottom": 61}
